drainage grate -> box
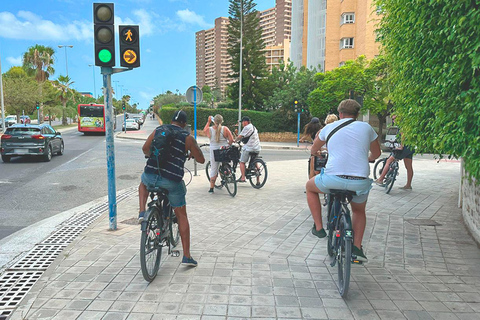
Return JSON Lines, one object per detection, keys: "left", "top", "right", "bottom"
{"left": 40, "top": 226, "right": 86, "bottom": 245}
{"left": 62, "top": 212, "right": 101, "bottom": 226}
{"left": 405, "top": 219, "right": 442, "bottom": 226}
{"left": 9, "top": 245, "right": 67, "bottom": 271}
{"left": 87, "top": 202, "right": 109, "bottom": 215}
{"left": 0, "top": 271, "right": 43, "bottom": 310}
{"left": 0, "top": 309, "right": 12, "bottom": 320}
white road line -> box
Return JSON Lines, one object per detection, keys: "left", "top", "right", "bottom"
{"left": 53, "top": 148, "right": 95, "bottom": 171}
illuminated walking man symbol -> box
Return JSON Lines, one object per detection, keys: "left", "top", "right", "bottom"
{"left": 125, "top": 29, "right": 133, "bottom": 42}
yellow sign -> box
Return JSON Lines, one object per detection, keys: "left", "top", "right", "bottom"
{"left": 123, "top": 50, "right": 137, "bottom": 64}
{"left": 125, "top": 29, "right": 133, "bottom": 42}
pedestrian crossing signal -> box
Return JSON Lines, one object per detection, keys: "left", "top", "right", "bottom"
{"left": 119, "top": 25, "right": 140, "bottom": 68}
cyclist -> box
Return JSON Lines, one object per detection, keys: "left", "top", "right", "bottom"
{"left": 203, "top": 114, "right": 234, "bottom": 193}
{"left": 305, "top": 99, "right": 381, "bottom": 262}
{"left": 235, "top": 116, "right": 261, "bottom": 183}
{"left": 138, "top": 110, "right": 205, "bottom": 267}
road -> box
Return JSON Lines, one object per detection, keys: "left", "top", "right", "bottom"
{"left": 0, "top": 116, "right": 308, "bottom": 240}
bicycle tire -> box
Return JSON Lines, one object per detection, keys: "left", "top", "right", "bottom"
{"left": 167, "top": 201, "right": 180, "bottom": 248}
{"left": 205, "top": 161, "right": 223, "bottom": 189}
{"left": 373, "top": 158, "right": 387, "bottom": 180}
{"left": 326, "top": 195, "right": 337, "bottom": 257}
{"left": 385, "top": 165, "right": 398, "bottom": 194}
{"left": 140, "top": 206, "right": 162, "bottom": 282}
{"left": 337, "top": 215, "right": 352, "bottom": 297}
{"left": 221, "top": 163, "right": 237, "bottom": 197}
{"left": 249, "top": 159, "right": 268, "bottom": 189}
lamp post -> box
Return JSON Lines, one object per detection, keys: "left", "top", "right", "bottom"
{"left": 113, "top": 80, "right": 119, "bottom": 99}
{"left": 58, "top": 45, "right": 73, "bottom": 77}
{"left": 88, "top": 64, "right": 97, "bottom": 99}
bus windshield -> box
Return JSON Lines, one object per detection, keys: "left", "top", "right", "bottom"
{"left": 80, "top": 106, "right": 104, "bottom": 117}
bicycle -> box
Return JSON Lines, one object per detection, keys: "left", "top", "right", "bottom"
{"left": 231, "top": 143, "right": 268, "bottom": 189}
{"left": 324, "top": 189, "right": 363, "bottom": 297}
{"left": 373, "top": 140, "right": 400, "bottom": 194}
{"left": 201, "top": 144, "right": 238, "bottom": 197}
{"left": 140, "top": 188, "right": 180, "bottom": 282}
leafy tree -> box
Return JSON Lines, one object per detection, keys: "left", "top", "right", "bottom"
{"left": 227, "top": 0, "right": 269, "bottom": 110}
{"left": 53, "top": 75, "right": 75, "bottom": 125}
{"left": 3, "top": 67, "right": 39, "bottom": 120}
{"left": 375, "top": 0, "right": 480, "bottom": 178}
{"left": 153, "top": 92, "right": 184, "bottom": 108}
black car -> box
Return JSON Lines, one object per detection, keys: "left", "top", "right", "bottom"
{"left": 1, "top": 124, "right": 64, "bottom": 162}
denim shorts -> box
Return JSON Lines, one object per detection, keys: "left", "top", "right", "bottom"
{"left": 314, "top": 169, "right": 373, "bottom": 203}
{"left": 141, "top": 172, "right": 187, "bottom": 208}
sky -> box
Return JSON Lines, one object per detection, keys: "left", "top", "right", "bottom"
{"left": 0, "top": 0, "right": 275, "bottom": 109}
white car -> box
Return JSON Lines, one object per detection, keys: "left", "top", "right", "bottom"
{"left": 123, "top": 119, "right": 139, "bottom": 130}
{"left": 5, "top": 115, "right": 17, "bottom": 127}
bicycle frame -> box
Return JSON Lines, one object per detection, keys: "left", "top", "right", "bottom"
{"left": 328, "top": 194, "right": 354, "bottom": 267}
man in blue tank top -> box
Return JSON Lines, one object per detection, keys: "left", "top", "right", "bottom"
{"left": 138, "top": 110, "right": 205, "bottom": 267}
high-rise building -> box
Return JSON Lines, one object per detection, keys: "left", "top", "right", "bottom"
{"left": 196, "top": 0, "right": 292, "bottom": 93}
{"left": 291, "top": 0, "right": 380, "bottom": 72}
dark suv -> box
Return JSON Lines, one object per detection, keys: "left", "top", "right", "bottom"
{"left": 1, "top": 124, "right": 64, "bottom": 162}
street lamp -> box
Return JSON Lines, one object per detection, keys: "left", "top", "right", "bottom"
{"left": 58, "top": 45, "right": 73, "bottom": 77}
{"left": 88, "top": 64, "right": 97, "bottom": 99}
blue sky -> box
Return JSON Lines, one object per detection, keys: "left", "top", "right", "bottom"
{"left": 0, "top": 0, "right": 274, "bottom": 109}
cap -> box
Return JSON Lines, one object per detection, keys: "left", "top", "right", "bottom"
{"left": 172, "top": 110, "right": 187, "bottom": 123}
{"left": 310, "top": 117, "right": 320, "bottom": 124}
{"left": 241, "top": 116, "right": 250, "bottom": 122}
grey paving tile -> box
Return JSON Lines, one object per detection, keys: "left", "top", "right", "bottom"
{"left": 77, "top": 310, "right": 106, "bottom": 320}
{"left": 102, "top": 312, "right": 129, "bottom": 320}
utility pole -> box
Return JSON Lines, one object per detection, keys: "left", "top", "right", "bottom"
{"left": 237, "top": 0, "right": 243, "bottom": 131}
{"left": 0, "top": 50, "right": 5, "bottom": 132}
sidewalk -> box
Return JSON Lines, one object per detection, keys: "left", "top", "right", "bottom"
{"left": 6, "top": 150, "right": 479, "bottom": 319}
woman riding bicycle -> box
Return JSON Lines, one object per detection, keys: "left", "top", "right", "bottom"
{"left": 203, "top": 114, "right": 234, "bottom": 193}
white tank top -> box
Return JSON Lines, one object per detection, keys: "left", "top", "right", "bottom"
{"left": 209, "top": 126, "right": 229, "bottom": 149}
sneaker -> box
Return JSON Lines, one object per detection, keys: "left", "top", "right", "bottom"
{"left": 182, "top": 256, "right": 198, "bottom": 267}
{"left": 311, "top": 224, "right": 327, "bottom": 238}
{"left": 352, "top": 245, "right": 368, "bottom": 262}
{"left": 138, "top": 211, "right": 146, "bottom": 224}
{"left": 208, "top": 188, "right": 214, "bottom": 194}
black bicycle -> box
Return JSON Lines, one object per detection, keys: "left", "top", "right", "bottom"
{"left": 231, "top": 144, "right": 268, "bottom": 189}
{"left": 373, "top": 140, "right": 400, "bottom": 194}
{"left": 140, "top": 188, "right": 180, "bottom": 282}
{"left": 325, "top": 190, "right": 363, "bottom": 297}
{"left": 203, "top": 144, "right": 238, "bottom": 197}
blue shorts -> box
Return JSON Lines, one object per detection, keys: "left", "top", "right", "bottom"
{"left": 314, "top": 169, "right": 373, "bottom": 203}
{"left": 141, "top": 172, "right": 187, "bottom": 208}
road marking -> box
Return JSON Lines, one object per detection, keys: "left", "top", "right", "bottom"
{"left": 0, "top": 180, "right": 12, "bottom": 184}
{"left": 52, "top": 148, "right": 95, "bottom": 172}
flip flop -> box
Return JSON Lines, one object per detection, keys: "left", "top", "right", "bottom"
{"left": 399, "top": 186, "right": 412, "bottom": 190}
{"left": 236, "top": 178, "right": 246, "bottom": 183}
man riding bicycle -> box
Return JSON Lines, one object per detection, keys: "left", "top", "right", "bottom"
{"left": 306, "top": 99, "right": 381, "bottom": 262}
{"left": 235, "top": 116, "right": 261, "bottom": 183}
{"left": 138, "top": 110, "right": 205, "bottom": 267}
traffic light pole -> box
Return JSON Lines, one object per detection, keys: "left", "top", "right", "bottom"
{"left": 297, "top": 112, "right": 301, "bottom": 147}
{"left": 124, "top": 111, "right": 126, "bottom": 133}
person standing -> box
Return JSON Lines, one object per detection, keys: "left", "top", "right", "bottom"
{"left": 203, "top": 114, "right": 234, "bottom": 193}
{"left": 235, "top": 116, "right": 261, "bottom": 182}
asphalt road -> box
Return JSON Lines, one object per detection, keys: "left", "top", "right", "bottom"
{"left": 0, "top": 117, "right": 309, "bottom": 240}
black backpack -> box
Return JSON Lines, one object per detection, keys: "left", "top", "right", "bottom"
{"left": 150, "top": 125, "right": 178, "bottom": 168}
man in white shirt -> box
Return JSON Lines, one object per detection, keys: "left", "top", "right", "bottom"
{"left": 306, "top": 99, "right": 381, "bottom": 261}
{"left": 235, "top": 116, "right": 261, "bottom": 182}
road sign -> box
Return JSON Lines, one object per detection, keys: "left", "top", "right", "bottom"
{"left": 119, "top": 25, "right": 140, "bottom": 68}
{"left": 94, "top": 3, "right": 115, "bottom": 67}
{"left": 186, "top": 86, "right": 203, "bottom": 105}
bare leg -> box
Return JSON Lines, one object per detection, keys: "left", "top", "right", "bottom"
{"left": 173, "top": 205, "right": 191, "bottom": 258}
{"left": 239, "top": 162, "right": 246, "bottom": 181}
{"left": 139, "top": 182, "right": 148, "bottom": 213}
{"left": 350, "top": 201, "right": 367, "bottom": 248}
{"left": 403, "top": 158, "right": 414, "bottom": 188}
{"left": 376, "top": 156, "right": 395, "bottom": 182}
{"left": 210, "top": 175, "right": 218, "bottom": 189}
{"left": 306, "top": 178, "right": 324, "bottom": 230}
{"left": 309, "top": 156, "right": 316, "bottom": 179}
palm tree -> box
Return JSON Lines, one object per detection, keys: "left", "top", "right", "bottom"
{"left": 22, "top": 45, "right": 55, "bottom": 123}
{"left": 53, "top": 75, "right": 75, "bottom": 125}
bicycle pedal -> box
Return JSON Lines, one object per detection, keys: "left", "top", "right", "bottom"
{"left": 352, "top": 259, "right": 363, "bottom": 265}
{"left": 171, "top": 250, "right": 180, "bottom": 257}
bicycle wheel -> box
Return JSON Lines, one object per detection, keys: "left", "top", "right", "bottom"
{"left": 373, "top": 158, "right": 387, "bottom": 180}
{"left": 167, "top": 201, "right": 180, "bottom": 248}
{"left": 222, "top": 163, "right": 237, "bottom": 197}
{"left": 249, "top": 159, "right": 268, "bottom": 189}
{"left": 385, "top": 164, "right": 398, "bottom": 194}
{"left": 140, "top": 206, "right": 162, "bottom": 282}
{"left": 337, "top": 215, "right": 352, "bottom": 297}
{"left": 326, "top": 196, "right": 337, "bottom": 257}
{"left": 206, "top": 161, "right": 223, "bottom": 189}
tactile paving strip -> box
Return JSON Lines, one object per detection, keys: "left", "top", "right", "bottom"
{"left": 0, "top": 271, "right": 43, "bottom": 310}
{"left": 9, "top": 245, "right": 67, "bottom": 271}
{"left": 0, "top": 309, "right": 12, "bottom": 320}
{"left": 40, "top": 226, "right": 86, "bottom": 245}
{"left": 62, "top": 212, "right": 101, "bottom": 227}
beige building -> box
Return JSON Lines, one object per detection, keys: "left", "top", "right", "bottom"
{"left": 291, "top": 0, "right": 380, "bottom": 72}
{"left": 196, "top": 0, "right": 292, "bottom": 93}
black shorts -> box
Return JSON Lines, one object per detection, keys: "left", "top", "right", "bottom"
{"left": 394, "top": 146, "right": 414, "bottom": 160}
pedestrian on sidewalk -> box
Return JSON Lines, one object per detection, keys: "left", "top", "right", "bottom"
{"left": 138, "top": 110, "right": 205, "bottom": 266}
{"left": 203, "top": 114, "right": 234, "bottom": 193}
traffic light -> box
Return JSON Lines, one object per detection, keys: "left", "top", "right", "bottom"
{"left": 94, "top": 3, "right": 115, "bottom": 67}
{"left": 119, "top": 25, "right": 140, "bottom": 68}
{"left": 294, "top": 100, "right": 299, "bottom": 113}
{"left": 122, "top": 101, "right": 126, "bottom": 111}
{"left": 35, "top": 103, "right": 39, "bottom": 110}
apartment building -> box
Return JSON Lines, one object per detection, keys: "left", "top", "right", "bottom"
{"left": 291, "top": 0, "right": 380, "bottom": 72}
{"left": 196, "top": 0, "right": 292, "bottom": 92}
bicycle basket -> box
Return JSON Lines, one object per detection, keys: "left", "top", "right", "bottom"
{"left": 314, "top": 152, "right": 328, "bottom": 171}
{"left": 213, "top": 146, "right": 239, "bottom": 162}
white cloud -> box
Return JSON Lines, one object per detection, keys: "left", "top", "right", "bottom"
{"left": 139, "top": 91, "right": 154, "bottom": 100}
{"left": 6, "top": 56, "right": 22, "bottom": 66}
{"left": 176, "top": 9, "right": 212, "bottom": 29}
{"left": 116, "top": 9, "right": 159, "bottom": 37}
{"left": 0, "top": 11, "right": 91, "bottom": 41}
{"left": 145, "top": 48, "right": 152, "bottom": 53}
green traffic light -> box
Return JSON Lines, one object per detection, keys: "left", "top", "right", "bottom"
{"left": 98, "top": 49, "right": 112, "bottom": 63}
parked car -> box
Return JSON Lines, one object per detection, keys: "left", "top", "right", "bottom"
{"left": 20, "top": 115, "right": 31, "bottom": 124}
{"left": 122, "top": 119, "right": 139, "bottom": 131}
{"left": 5, "top": 115, "right": 17, "bottom": 127}
{"left": 132, "top": 114, "right": 144, "bottom": 125}
{"left": 382, "top": 126, "right": 400, "bottom": 150}
{"left": 1, "top": 123, "right": 64, "bottom": 162}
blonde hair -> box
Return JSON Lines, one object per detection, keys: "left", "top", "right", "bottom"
{"left": 214, "top": 114, "right": 224, "bottom": 142}
{"left": 324, "top": 114, "right": 338, "bottom": 125}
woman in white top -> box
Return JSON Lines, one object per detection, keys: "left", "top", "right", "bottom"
{"left": 203, "top": 114, "right": 234, "bottom": 193}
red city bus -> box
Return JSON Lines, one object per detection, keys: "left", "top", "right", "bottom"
{"left": 78, "top": 104, "right": 105, "bottom": 134}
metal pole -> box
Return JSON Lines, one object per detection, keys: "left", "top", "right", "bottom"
{"left": 65, "top": 47, "right": 69, "bottom": 77}
{"left": 297, "top": 112, "right": 300, "bottom": 147}
{"left": 89, "top": 64, "right": 97, "bottom": 98}
{"left": 124, "top": 110, "right": 126, "bottom": 133}
{"left": 237, "top": 0, "right": 243, "bottom": 131}
{"left": 0, "top": 51, "right": 5, "bottom": 133}
{"left": 101, "top": 67, "right": 117, "bottom": 231}
{"left": 194, "top": 86, "right": 198, "bottom": 176}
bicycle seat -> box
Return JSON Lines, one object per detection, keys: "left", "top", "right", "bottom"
{"left": 148, "top": 187, "right": 169, "bottom": 195}
{"left": 329, "top": 189, "right": 357, "bottom": 196}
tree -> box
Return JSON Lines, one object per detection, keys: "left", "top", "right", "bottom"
{"left": 22, "top": 45, "right": 55, "bottom": 123}
{"left": 53, "top": 75, "right": 75, "bottom": 125}
{"left": 227, "top": 0, "right": 269, "bottom": 110}
{"left": 153, "top": 92, "right": 184, "bottom": 108}
{"left": 3, "top": 67, "right": 39, "bottom": 120}
{"left": 375, "top": 0, "right": 480, "bottom": 178}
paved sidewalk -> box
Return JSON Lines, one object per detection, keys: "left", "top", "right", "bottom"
{"left": 7, "top": 153, "right": 480, "bottom": 320}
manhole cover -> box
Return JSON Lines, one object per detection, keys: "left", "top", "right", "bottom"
{"left": 405, "top": 219, "right": 442, "bottom": 226}
{"left": 120, "top": 218, "right": 138, "bottom": 225}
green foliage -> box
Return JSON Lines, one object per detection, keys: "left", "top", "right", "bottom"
{"left": 3, "top": 67, "right": 39, "bottom": 117}
{"left": 153, "top": 92, "right": 185, "bottom": 108}
{"left": 53, "top": 75, "right": 75, "bottom": 125}
{"left": 22, "top": 45, "right": 55, "bottom": 82}
{"left": 375, "top": 0, "right": 480, "bottom": 178}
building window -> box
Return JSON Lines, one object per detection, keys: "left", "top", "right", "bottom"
{"left": 341, "top": 13, "right": 355, "bottom": 25}
{"left": 340, "top": 38, "right": 354, "bottom": 49}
